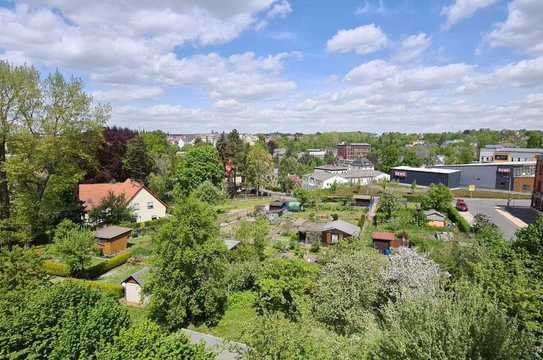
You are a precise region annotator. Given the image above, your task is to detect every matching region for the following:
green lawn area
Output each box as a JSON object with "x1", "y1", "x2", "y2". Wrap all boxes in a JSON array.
[
  {"x1": 192, "y1": 291, "x2": 257, "y2": 342},
  {"x1": 216, "y1": 197, "x2": 272, "y2": 212},
  {"x1": 451, "y1": 188, "x2": 531, "y2": 200}
]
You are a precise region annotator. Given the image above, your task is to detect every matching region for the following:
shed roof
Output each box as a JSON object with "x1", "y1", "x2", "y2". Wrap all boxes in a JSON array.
[
  {"x1": 353, "y1": 194, "x2": 372, "y2": 200},
  {"x1": 372, "y1": 231, "x2": 396, "y2": 241},
  {"x1": 181, "y1": 329, "x2": 247, "y2": 359},
  {"x1": 322, "y1": 220, "x2": 360, "y2": 237},
  {"x1": 297, "y1": 220, "x2": 323, "y2": 233},
  {"x1": 122, "y1": 267, "x2": 149, "y2": 286},
  {"x1": 223, "y1": 239, "x2": 240, "y2": 250},
  {"x1": 424, "y1": 209, "x2": 446, "y2": 221},
  {"x1": 95, "y1": 225, "x2": 132, "y2": 240}
]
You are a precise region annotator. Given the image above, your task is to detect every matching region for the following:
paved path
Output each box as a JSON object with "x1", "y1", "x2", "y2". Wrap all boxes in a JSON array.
[{"x1": 460, "y1": 198, "x2": 535, "y2": 240}]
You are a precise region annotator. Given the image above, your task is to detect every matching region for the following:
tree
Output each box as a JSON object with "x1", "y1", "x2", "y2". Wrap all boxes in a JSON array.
[
  {"x1": 421, "y1": 183, "x2": 453, "y2": 212},
  {"x1": 235, "y1": 217, "x2": 268, "y2": 261},
  {"x1": 5, "y1": 70, "x2": 107, "y2": 240},
  {"x1": 0, "y1": 282, "x2": 129, "y2": 359},
  {"x1": 226, "y1": 129, "x2": 247, "y2": 180},
  {"x1": 293, "y1": 188, "x2": 312, "y2": 207},
  {"x1": 380, "y1": 247, "x2": 442, "y2": 302},
  {"x1": 372, "y1": 285, "x2": 530, "y2": 360},
  {"x1": 245, "y1": 145, "x2": 273, "y2": 196},
  {"x1": 375, "y1": 191, "x2": 401, "y2": 224},
  {"x1": 514, "y1": 217, "x2": 543, "y2": 257},
  {"x1": 0, "y1": 62, "x2": 40, "y2": 221},
  {"x1": 175, "y1": 144, "x2": 223, "y2": 198},
  {"x1": 254, "y1": 258, "x2": 319, "y2": 320},
  {"x1": 148, "y1": 197, "x2": 228, "y2": 330},
  {"x1": 51, "y1": 219, "x2": 97, "y2": 275},
  {"x1": 84, "y1": 127, "x2": 137, "y2": 183},
  {"x1": 97, "y1": 320, "x2": 213, "y2": 360},
  {"x1": 527, "y1": 132, "x2": 543, "y2": 148},
  {"x1": 215, "y1": 131, "x2": 228, "y2": 166},
  {"x1": 312, "y1": 251, "x2": 385, "y2": 335},
  {"x1": 123, "y1": 134, "x2": 153, "y2": 183},
  {"x1": 191, "y1": 180, "x2": 226, "y2": 205},
  {"x1": 88, "y1": 191, "x2": 133, "y2": 225},
  {"x1": 0, "y1": 246, "x2": 46, "y2": 293}
]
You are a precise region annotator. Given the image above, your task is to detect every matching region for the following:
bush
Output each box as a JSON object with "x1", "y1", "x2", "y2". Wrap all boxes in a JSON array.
[
  {"x1": 446, "y1": 206, "x2": 471, "y2": 233},
  {"x1": 79, "y1": 251, "x2": 133, "y2": 279},
  {"x1": 42, "y1": 259, "x2": 70, "y2": 277},
  {"x1": 273, "y1": 238, "x2": 290, "y2": 252},
  {"x1": 66, "y1": 279, "x2": 124, "y2": 298}
]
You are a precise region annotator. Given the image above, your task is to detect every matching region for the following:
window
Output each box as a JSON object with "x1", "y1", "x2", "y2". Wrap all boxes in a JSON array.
[
  {"x1": 147, "y1": 201, "x2": 154, "y2": 209},
  {"x1": 152, "y1": 216, "x2": 158, "y2": 220},
  {"x1": 132, "y1": 203, "x2": 140, "y2": 210}
]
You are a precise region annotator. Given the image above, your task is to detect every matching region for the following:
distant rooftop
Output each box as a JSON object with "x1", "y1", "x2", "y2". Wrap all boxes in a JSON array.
[
  {"x1": 482, "y1": 145, "x2": 543, "y2": 153},
  {"x1": 392, "y1": 166, "x2": 461, "y2": 174},
  {"x1": 435, "y1": 161, "x2": 536, "y2": 167}
]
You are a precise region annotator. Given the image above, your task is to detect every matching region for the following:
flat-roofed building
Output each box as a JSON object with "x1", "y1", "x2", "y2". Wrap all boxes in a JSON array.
[
  {"x1": 479, "y1": 146, "x2": 543, "y2": 163},
  {"x1": 390, "y1": 166, "x2": 461, "y2": 188}
]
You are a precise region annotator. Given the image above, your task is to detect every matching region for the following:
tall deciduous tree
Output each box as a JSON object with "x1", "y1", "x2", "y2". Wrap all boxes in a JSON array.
[
  {"x1": 148, "y1": 197, "x2": 228, "y2": 330},
  {"x1": 4, "y1": 70, "x2": 107, "y2": 241},
  {"x1": 175, "y1": 144, "x2": 223, "y2": 197},
  {"x1": 246, "y1": 145, "x2": 273, "y2": 196}
]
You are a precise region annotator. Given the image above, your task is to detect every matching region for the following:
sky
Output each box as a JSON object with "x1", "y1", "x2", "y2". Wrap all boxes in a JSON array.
[{"x1": 0, "y1": 0, "x2": 542, "y2": 134}]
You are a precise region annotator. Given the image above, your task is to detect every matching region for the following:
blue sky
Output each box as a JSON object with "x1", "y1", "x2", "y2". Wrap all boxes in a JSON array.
[{"x1": 0, "y1": 0, "x2": 542, "y2": 133}]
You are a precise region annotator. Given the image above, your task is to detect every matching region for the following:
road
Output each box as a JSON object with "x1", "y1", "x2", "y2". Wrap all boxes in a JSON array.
[{"x1": 459, "y1": 198, "x2": 536, "y2": 240}]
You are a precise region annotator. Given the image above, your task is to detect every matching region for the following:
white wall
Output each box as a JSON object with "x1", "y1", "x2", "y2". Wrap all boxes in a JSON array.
[
  {"x1": 128, "y1": 189, "x2": 167, "y2": 222},
  {"x1": 124, "y1": 282, "x2": 142, "y2": 304},
  {"x1": 322, "y1": 176, "x2": 348, "y2": 188}
]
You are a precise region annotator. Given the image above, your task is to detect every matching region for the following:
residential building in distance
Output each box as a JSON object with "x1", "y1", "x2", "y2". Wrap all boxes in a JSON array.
[
  {"x1": 434, "y1": 161, "x2": 536, "y2": 193},
  {"x1": 303, "y1": 166, "x2": 388, "y2": 189},
  {"x1": 337, "y1": 157, "x2": 374, "y2": 170},
  {"x1": 273, "y1": 147, "x2": 287, "y2": 160},
  {"x1": 168, "y1": 133, "x2": 220, "y2": 148},
  {"x1": 306, "y1": 148, "x2": 327, "y2": 159},
  {"x1": 78, "y1": 179, "x2": 167, "y2": 223},
  {"x1": 479, "y1": 145, "x2": 543, "y2": 163},
  {"x1": 532, "y1": 155, "x2": 543, "y2": 212},
  {"x1": 337, "y1": 142, "x2": 371, "y2": 160},
  {"x1": 390, "y1": 166, "x2": 461, "y2": 188}
]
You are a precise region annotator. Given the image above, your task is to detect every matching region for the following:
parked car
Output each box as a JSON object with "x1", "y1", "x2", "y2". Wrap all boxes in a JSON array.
[{"x1": 456, "y1": 199, "x2": 468, "y2": 212}]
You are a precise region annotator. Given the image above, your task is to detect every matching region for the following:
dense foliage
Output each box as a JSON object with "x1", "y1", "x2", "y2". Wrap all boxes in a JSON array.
[
  {"x1": 175, "y1": 144, "x2": 224, "y2": 197},
  {"x1": 51, "y1": 219, "x2": 98, "y2": 275}
]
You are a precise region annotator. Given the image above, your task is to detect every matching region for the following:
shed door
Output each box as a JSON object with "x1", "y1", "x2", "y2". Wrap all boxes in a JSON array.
[{"x1": 125, "y1": 283, "x2": 142, "y2": 304}]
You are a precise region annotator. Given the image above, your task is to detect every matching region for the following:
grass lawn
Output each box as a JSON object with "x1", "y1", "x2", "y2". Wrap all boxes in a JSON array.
[
  {"x1": 192, "y1": 291, "x2": 257, "y2": 342},
  {"x1": 217, "y1": 197, "x2": 272, "y2": 212},
  {"x1": 452, "y1": 188, "x2": 531, "y2": 200}
]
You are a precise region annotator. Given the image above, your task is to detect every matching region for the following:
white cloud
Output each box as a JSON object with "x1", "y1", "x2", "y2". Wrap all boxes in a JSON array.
[
  {"x1": 326, "y1": 24, "x2": 388, "y2": 55},
  {"x1": 256, "y1": 0, "x2": 291, "y2": 30},
  {"x1": 487, "y1": 0, "x2": 543, "y2": 55},
  {"x1": 442, "y1": 0, "x2": 498, "y2": 28},
  {"x1": 92, "y1": 85, "x2": 164, "y2": 102},
  {"x1": 392, "y1": 33, "x2": 431, "y2": 63},
  {"x1": 345, "y1": 60, "x2": 398, "y2": 83}
]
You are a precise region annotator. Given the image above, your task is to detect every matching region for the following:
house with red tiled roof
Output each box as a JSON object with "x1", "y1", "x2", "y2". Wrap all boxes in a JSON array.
[{"x1": 78, "y1": 179, "x2": 167, "y2": 223}]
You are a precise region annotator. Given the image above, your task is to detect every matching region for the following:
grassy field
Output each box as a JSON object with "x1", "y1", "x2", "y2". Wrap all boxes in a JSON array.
[
  {"x1": 192, "y1": 291, "x2": 257, "y2": 342},
  {"x1": 451, "y1": 188, "x2": 531, "y2": 200},
  {"x1": 96, "y1": 262, "x2": 145, "y2": 285},
  {"x1": 216, "y1": 197, "x2": 272, "y2": 212}
]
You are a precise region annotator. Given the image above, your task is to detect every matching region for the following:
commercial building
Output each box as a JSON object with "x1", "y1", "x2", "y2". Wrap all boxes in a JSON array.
[
  {"x1": 337, "y1": 142, "x2": 371, "y2": 160},
  {"x1": 434, "y1": 161, "x2": 536, "y2": 193},
  {"x1": 532, "y1": 156, "x2": 543, "y2": 212},
  {"x1": 390, "y1": 166, "x2": 461, "y2": 188},
  {"x1": 303, "y1": 168, "x2": 388, "y2": 189},
  {"x1": 479, "y1": 145, "x2": 543, "y2": 163}
]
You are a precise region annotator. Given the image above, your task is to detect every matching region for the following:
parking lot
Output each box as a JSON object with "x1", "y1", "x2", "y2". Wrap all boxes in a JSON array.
[{"x1": 459, "y1": 198, "x2": 538, "y2": 240}]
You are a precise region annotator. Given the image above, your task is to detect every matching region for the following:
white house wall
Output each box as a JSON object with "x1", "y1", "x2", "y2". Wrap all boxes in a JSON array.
[{"x1": 129, "y1": 189, "x2": 167, "y2": 222}]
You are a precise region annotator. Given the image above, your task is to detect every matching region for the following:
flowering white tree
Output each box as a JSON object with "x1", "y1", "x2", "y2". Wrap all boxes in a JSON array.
[{"x1": 380, "y1": 247, "x2": 443, "y2": 301}]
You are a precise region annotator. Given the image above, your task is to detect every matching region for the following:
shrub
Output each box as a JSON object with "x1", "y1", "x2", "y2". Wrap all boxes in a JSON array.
[
  {"x1": 42, "y1": 259, "x2": 70, "y2": 277},
  {"x1": 79, "y1": 251, "x2": 133, "y2": 279},
  {"x1": 66, "y1": 279, "x2": 124, "y2": 298},
  {"x1": 446, "y1": 206, "x2": 471, "y2": 233}
]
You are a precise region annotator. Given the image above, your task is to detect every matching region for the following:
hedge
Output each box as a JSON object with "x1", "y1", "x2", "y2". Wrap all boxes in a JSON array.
[
  {"x1": 42, "y1": 260, "x2": 70, "y2": 277},
  {"x1": 65, "y1": 279, "x2": 124, "y2": 298},
  {"x1": 446, "y1": 206, "x2": 471, "y2": 233},
  {"x1": 79, "y1": 251, "x2": 134, "y2": 279}
]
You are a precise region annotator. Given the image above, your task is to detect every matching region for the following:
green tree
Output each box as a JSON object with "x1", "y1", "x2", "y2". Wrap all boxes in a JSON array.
[
  {"x1": 191, "y1": 180, "x2": 226, "y2": 205},
  {"x1": 123, "y1": 134, "x2": 153, "y2": 183},
  {"x1": 312, "y1": 251, "x2": 385, "y2": 335},
  {"x1": 246, "y1": 145, "x2": 273, "y2": 196},
  {"x1": 375, "y1": 191, "x2": 401, "y2": 224},
  {"x1": 175, "y1": 144, "x2": 223, "y2": 198},
  {"x1": 148, "y1": 197, "x2": 228, "y2": 330},
  {"x1": 527, "y1": 132, "x2": 543, "y2": 148},
  {"x1": 97, "y1": 320, "x2": 213, "y2": 360},
  {"x1": 421, "y1": 183, "x2": 453, "y2": 212},
  {"x1": 51, "y1": 219, "x2": 97, "y2": 275},
  {"x1": 235, "y1": 218, "x2": 268, "y2": 261},
  {"x1": 514, "y1": 217, "x2": 543, "y2": 257},
  {"x1": 0, "y1": 282, "x2": 129, "y2": 359},
  {"x1": 5, "y1": 70, "x2": 107, "y2": 241},
  {"x1": 0, "y1": 246, "x2": 46, "y2": 293},
  {"x1": 88, "y1": 191, "x2": 134, "y2": 225}
]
